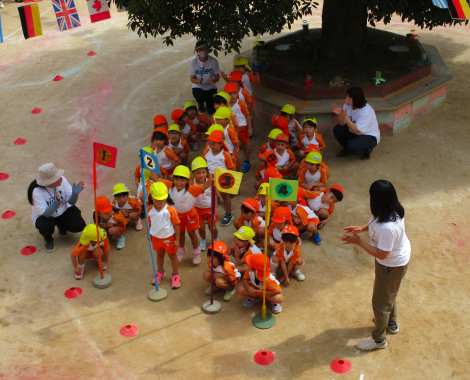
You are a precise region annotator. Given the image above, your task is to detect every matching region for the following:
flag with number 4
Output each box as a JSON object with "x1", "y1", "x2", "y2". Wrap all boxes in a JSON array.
[
  {"x1": 269, "y1": 178, "x2": 298, "y2": 201},
  {"x1": 140, "y1": 149, "x2": 161, "y2": 175}
]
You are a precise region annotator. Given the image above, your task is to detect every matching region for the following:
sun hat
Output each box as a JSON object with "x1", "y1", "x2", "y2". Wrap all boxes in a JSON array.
[
  {"x1": 234, "y1": 226, "x2": 255, "y2": 244},
  {"x1": 113, "y1": 183, "x2": 129, "y2": 195},
  {"x1": 233, "y1": 56, "x2": 251, "y2": 71},
  {"x1": 153, "y1": 114, "x2": 167, "y2": 125},
  {"x1": 268, "y1": 128, "x2": 284, "y2": 139},
  {"x1": 271, "y1": 207, "x2": 292, "y2": 224},
  {"x1": 171, "y1": 109, "x2": 185, "y2": 122},
  {"x1": 191, "y1": 157, "x2": 208, "y2": 171},
  {"x1": 224, "y1": 82, "x2": 239, "y2": 93},
  {"x1": 184, "y1": 101, "x2": 197, "y2": 110},
  {"x1": 246, "y1": 254, "x2": 271, "y2": 279},
  {"x1": 36, "y1": 163, "x2": 64, "y2": 186},
  {"x1": 304, "y1": 144, "x2": 320, "y2": 154},
  {"x1": 80, "y1": 224, "x2": 107, "y2": 245},
  {"x1": 96, "y1": 196, "x2": 113, "y2": 213},
  {"x1": 138, "y1": 147, "x2": 153, "y2": 156},
  {"x1": 214, "y1": 92, "x2": 231, "y2": 105},
  {"x1": 207, "y1": 130, "x2": 225, "y2": 143},
  {"x1": 173, "y1": 165, "x2": 190, "y2": 179},
  {"x1": 227, "y1": 71, "x2": 243, "y2": 81},
  {"x1": 242, "y1": 198, "x2": 260, "y2": 212},
  {"x1": 305, "y1": 152, "x2": 322, "y2": 164},
  {"x1": 275, "y1": 134, "x2": 289, "y2": 143},
  {"x1": 281, "y1": 225, "x2": 299, "y2": 236},
  {"x1": 209, "y1": 241, "x2": 228, "y2": 255},
  {"x1": 168, "y1": 124, "x2": 182, "y2": 133},
  {"x1": 149, "y1": 182, "x2": 169, "y2": 201},
  {"x1": 154, "y1": 127, "x2": 168, "y2": 136},
  {"x1": 205, "y1": 124, "x2": 225, "y2": 135},
  {"x1": 281, "y1": 104, "x2": 296, "y2": 114},
  {"x1": 213, "y1": 106, "x2": 232, "y2": 120}
]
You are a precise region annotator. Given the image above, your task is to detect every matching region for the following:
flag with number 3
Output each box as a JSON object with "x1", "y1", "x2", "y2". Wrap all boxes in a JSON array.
[{"x1": 140, "y1": 149, "x2": 161, "y2": 175}]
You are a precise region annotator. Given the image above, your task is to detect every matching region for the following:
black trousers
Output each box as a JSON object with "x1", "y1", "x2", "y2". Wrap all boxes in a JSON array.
[
  {"x1": 333, "y1": 124, "x2": 378, "y2": 155},
  {"x1": 35, "y1": 205, "x2": 86, "y2": 243},
  {"x1": 192, "y1": 88, "x2": 218, "y2": 115}
]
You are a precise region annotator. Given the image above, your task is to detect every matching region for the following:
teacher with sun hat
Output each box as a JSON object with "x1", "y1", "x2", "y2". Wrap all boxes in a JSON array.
[{"x1": 27, "y1": 163, "x2": 86, "y2": 253}]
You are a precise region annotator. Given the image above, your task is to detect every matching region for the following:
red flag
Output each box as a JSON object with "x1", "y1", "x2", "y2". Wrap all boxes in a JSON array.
[
  {"x1": 86, "y1": 0, "x2": 111, "y2": 23},
  {"x1": 93, "y1": 142, "x2": 117, "y2": 168}
]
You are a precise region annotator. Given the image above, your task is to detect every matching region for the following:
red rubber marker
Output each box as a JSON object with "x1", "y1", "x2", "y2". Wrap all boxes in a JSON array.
[
  {"x1": 14, "y1": 138, "x2": 27, "y2": 145},
  {"x1": 87, "y1": 51, "x2": 97, "y2": 56},
  {"x1": 330, "y1": 359, "x2": 351, "y2": 374},
  {"x1": 31, "y1": 108, "x2": 42, "y2": 114},
  {"x1": 0, "y1": 173, "x2": 9, "y2": 181},
  {"x1": 64, "y1": 287, "x2": 83, "y2": 299},
  {"x1": 21, "y1": 246, "x2": 37, "y2": 256},
  {"x1": 53, "y1": 75, "x2": 64, "y2": 81},
  {"x1": 120, "y1": 325, "x2": 139, "y2": 337},
  {"x1": 1, "y1": 210, "x2": 16, "y2": 219},
  {"x1": 254, "y1": 351, "x2": 275, "y2": 365}
]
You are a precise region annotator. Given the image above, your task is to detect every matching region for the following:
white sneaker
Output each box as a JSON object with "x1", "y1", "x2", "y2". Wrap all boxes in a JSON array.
[
  {"x1": 135, "y1": 219, "x2": 143, "y2": 231},
  {"x1": 199, "y1": 239, "x2": 207, "y2": 251},
  {"x1": 270, "y1": 301, "x2": 282, "y2": 314},
  {"x1": 176, "y1": 246, "x2": 186, "y2": 262},
  {"x1": 355, "y1": 338, "x2": 387, "y2": 351},
  {"x1": 0, "y1": 2, "x2": 4, "y2": 9},
  {"x1": 293, "y1": 270, "x2": 305, "y2": 282},
  {"x1": 243, "y1": 297, "x2": 261, "y2": 308}
]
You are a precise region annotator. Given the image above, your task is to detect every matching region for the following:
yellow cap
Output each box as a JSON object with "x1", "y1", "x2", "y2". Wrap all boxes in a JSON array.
[
  {"x1": 168, "y1": 124, "x2": 182, "y2": 133},
  {"x1": 113, "y1": 183, "x2": 129, "y2": 195},
  {"x1": 268, "y1": 128, "x2": 284, "y2": 139},
  {"x1": 234, "y1": 226, "x2": 255, "y2": 245},
  {"x1": 281, "y1": 104, "x2": 296, "y2": 114},
  {"x1": 184, "y1": 101, "x2": 196, "y2": 110},
  {"x1": 213, "y1": 106, "x2": 231, "y2": 120},
  {"x1": 214, "y1": 91, "x2": 231, "y2": 105},
  {"x1": 258, "y1": 183, "x2": 269, "y2": 195},
  {"x1": 191, "y1": 157, "x2": 208, "y2": 171},
  {"x1": 149, "y1": 182, "x2": 169, "y2": 200},
  {"x1": 304, "y1": 117, "x2": 317, "y2": 124},
  {"x1": 205, "y1": 124, "x2": 225, "y2": 135},
  {"x1": 173, "y1": 165, "x2": 190, "y2": 179},
  {"x1": 305, "y1": 151, "x2": 322, "y2": 164},
  {"x1": 233, "y1": 56, "x2": 251, "y2": 71},
  {"x1": 80, "y1": 224, "x2": 107, "y2": 245},
  {"x1": 138, "y1": 147, "x2": 153, "y2": 156}
]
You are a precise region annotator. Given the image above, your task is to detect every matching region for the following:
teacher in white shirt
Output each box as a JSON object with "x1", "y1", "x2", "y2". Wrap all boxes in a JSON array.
[
  {"x1": 189, "y1": 40, "x2": 220, "y2": 115},
  {"x1": 331, "y1": 87, "x2": 380, "y2": 160},
  {"x1": 341, "y1": 180, "x2": 411, "y2": 352}
]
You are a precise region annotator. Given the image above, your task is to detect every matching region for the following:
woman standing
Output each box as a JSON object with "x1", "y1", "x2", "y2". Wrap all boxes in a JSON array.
[
  {"x1": 331, "y1": 87, "x2": 380, "y2": 160},
  {"x1": 189, "y1": 40, "x2": 220, "y2": 114},
  {"x1": 28, "y1": 163, "x2": 86, "y2": 252},
  {"x1": 341, "y1": 180, "x2": 411, "y2": 351}
]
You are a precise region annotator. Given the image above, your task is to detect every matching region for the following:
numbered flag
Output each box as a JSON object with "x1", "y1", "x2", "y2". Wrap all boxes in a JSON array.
[
  {"x1": 93, "y1": 142, "x2": 118, "y2": 168},
  {"x1": 139, "y1": 149, "x2": 161, "y2": 175},
  {"x1": 214, "y1": 168, "x2": 243, "y2": 195},
  {"x1": 269, "y1": 178, "x2": 298, "y2": 202},
  {"x1": 86, "y1": 0, "x2": 111, "y2": 23}
]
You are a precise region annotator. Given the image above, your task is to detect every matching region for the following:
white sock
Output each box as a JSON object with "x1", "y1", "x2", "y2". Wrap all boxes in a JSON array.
[
  {"x1": 270, "y1": 258, "x2": 278, "y2": 275},
  {"x1": 78, "y1": 264, "x2": 85, "y2": 268}
]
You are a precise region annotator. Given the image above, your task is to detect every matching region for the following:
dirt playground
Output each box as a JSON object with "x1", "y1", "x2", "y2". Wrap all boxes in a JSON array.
[{"x1": 1, "y1": 1, "x2": 470, "y2": 379}]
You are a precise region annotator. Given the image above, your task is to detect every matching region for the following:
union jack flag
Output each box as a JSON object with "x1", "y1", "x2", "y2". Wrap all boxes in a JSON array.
[{"x1": 52, "y1": 0, "x2": 81, "y2": 31}]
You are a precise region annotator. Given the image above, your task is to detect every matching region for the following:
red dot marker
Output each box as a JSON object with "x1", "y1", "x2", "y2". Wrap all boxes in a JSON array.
[
  {"x1": 330, "y1": 359, "x2": 351, "y2": 374},
  {"x1": 87, "y1": 51, "x2": 97, "y2": 56},
  {"x1": 254, "y1": 351, "x2": 275, "y2": 365},
  {"x1": 120, "y1": 324, "x2": 139, "y2": 337},
  {"x1": 1, "y1": 210, "x2": 16, "y2": 219},
  {"x1": 64, "y1": 287, "x2": 83, "y2": 299},
  {"x1": 31, "y1": 108, "x2": 42, "y2": 114},
  {"x1": 0, "y1": 173, "x2": 9, "y2": 181},
  {"x1": 21, "y1": 246, "x2": 37, "y2": 256},
  {"x1": 14, "y1": 138, "x2": 27, "y2": 145},
  {"x1": 53, "y1": 75, "x2": 64, "y2": 81}
]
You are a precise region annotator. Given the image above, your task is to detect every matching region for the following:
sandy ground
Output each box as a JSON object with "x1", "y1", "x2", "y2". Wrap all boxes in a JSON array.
[{"x1": 1, "y1": 1, "x2": 470, "y2": 379}]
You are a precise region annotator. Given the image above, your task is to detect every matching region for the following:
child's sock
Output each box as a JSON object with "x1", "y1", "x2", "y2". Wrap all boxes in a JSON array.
[
  {"x1": 270, "y1": 258, "x2": 278, "y2": 275},
  {"x1": 78, "y1": 264, "x2": 85, "y2": 268}
]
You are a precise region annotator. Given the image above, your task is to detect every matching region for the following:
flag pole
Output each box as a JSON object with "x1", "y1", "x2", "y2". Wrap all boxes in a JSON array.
[{"x1": 93, "y1": 161, "x2": 104, "y2": 280}]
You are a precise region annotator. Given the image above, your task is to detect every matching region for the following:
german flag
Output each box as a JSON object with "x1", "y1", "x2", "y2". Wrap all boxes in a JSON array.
[
  {"x1": 18, "y1": 4, "x2": 42, "y2": 39},
  {"x1": 448, "y1": 0, "x2": 470, "y2": 19}
]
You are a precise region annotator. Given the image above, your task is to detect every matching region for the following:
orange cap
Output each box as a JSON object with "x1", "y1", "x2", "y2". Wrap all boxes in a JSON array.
[
  {"x1": 329, "y1": 185, "x2": 344, "y2": 195},
  {"x1": 171, "y1": 109, "x2": 185, "y2": 121},
  {"x1": 275, "y1": 133, "x2": 289, "y2": 143},
  {"x1": 224, "y1": 82, "x2": 239, "y2": 93},
  {"x1": 305, "y1": 144, "x2": 320, "y2": 154},
  {"x1": 246, "y1": 255, "x2": 271, "y2": 280},
  {"x1": 154, "y1": 127, "x2": 168, "y2": 136},
  {"x1": 208, "y1": 241, "x2": 228, "y2": 255},
  {"x1": 96, "y1": 195, "x2": 113, "y2": 213},
  {"x1": 259, "y1": 151, "x2": 278, "y2": 167},
  {"x1": 207, "y1": 130, "x2": 225, "y2": 143},
  {"x1": 242, "y1": 198, "x2": 260, "y2": 212},
  {"x1": 281, "y1": 225, "x2": 299, "y2": 236},
  {"x1": 263, "y1": 167, "x2": 283, "y2": 181},
  {"x1": 153, "y1": 114, "x2": 167, "y2": 126},
  {"x1": 228, "y1": 71, "x2": 243, "y2": 81},
  {"x1": 271, "y1": 115, "x2": 289, "y2": 134},
  {"x1": 271, "y1": 206, "x2": 292, "y2": 223}
]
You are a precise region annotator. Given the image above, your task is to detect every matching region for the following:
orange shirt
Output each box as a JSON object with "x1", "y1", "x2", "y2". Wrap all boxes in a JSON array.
[
  {"x1": 244, "y1": 270, "x2": 281, "y2": 294},
  {"x1": 207, "y1": 259, "x2": 240, "y2": 287},
  {"x1": 258, "y1": 142, "x2": 274, "y2": 155},
  {"x1": 112, "y1": 197, "x2": 142, "y2": 213},
  {"x1": 71, "y1": 238, "x2": 111, "y2": 257},
  {"x1": 197, "y1": 114, "x2": 211, "y2": 125},
  {"x1": 274, "y1": 242, "x2": 301, "y2": 264},
  {"x1": 298, "y1": 167, "x2": 328, "y2": 185},
  {"x1": 298, "y1": 133, "x2": 326, "y2": 150},
  {"x1": 236, "y1": 214, "x2": 265, "y2": 235},
  {"x1": 298, "y1": 160, "x2": 329, "y2": 176},
  {"x1": 202, "y1": 148, "x2": 235, "y2": 172}
]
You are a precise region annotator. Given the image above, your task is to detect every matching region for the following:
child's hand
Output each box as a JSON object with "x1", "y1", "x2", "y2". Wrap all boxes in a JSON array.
[
  {"x1": 285, "y1": 277, "x2": 290, "y2": 286},
  {"x1": 279, "y1": 276, "x2": 286, "y2": 284},
  {"x1": 220, "y1": 71, "x2": 227, "y2": 80},
  {"x1": 210, "y1": 79, "x2": 215, "y2": 87},
  {"x1": 248, "y1": 128, "x2": 253, "y2": 137},
  {"x1": 292, "y1": 216, "x2": 301, "y2": 225},
  {"x1": 74, "y1": 267, "x2": 82, "y2": 275},
  {"x1": 248, "y1": 286, "x2": 258, "y2": 297},
  {"x1": 199, "y1": 78, "x2": 204, "y2": 84},
  {"x1": 173, "y1": 239, "x2": 180, "y2": 249},
  {"x1": 122, "y1": 210, "x2": 129, "y2": 218}
]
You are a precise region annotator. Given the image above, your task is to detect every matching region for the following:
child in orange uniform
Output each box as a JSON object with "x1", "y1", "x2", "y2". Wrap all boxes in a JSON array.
[
  {"x1": 212, "y1": 92, "x2": 239, "y2": 130},
  {"x1": 153, "y1": 114, "x2": 168, "y2": 130},
  {"x1": 267, "y1": 207, "x2": 292, "y2": 251},
  {"x1": 274, "y1": 133, "x2": 298, "y2": 178},
  {"x1": 298, "y1": 152, "x2": 328, "y2": 191},
  {"x1": 228, "y1": 226, "x2": 262, "y2": 273},
  {"x1": 231, "y1": 56, "x2": 260, "y2": 99},
  {"x1": 184, "y1": 101, "x2": 211, "y2": 138},
  {"x1": 203, "y1": 241, "x2": 240, "y2": 302},
  {"x1": 270, "y1": 226, "x2": 305, "y2": 284},
  {"x1": 94, "y1": 196, "x2": 127, "y2": 250},
  {"x1": 152, "y1": 127, "x2": 181, "y2": 177},
  {"x1": 147, "y1": 182, "x2": 181, "y2": 289},
  {"x1": 255, "y1": 183, "x2": 279, "y2": 221},
  {"x1": 298, "y1": 118, "x2": 326, "y2": 158},
  {"x1": 271, "y1": 115, "x2": 290, "y2": 136},
  {"x1": 234, "y1": 198, "x2": 266, "y2": 243},
  {"x1": 168, "y1": 124, "x2": 190, "y2": 165},
  {"x1": 171, "y1": 109, "x2": 198, "y2": 150},
  {"x1": 296, "y1": 145, "x2": 329, "y2": 180},
  {"x1": 236, "y1": 254, "x2": 283, "y2": 314},
  {"x1": 306, "y1": 185, "x2": 344, "y2": 231},
  {"x1": 135, "y1": 148, "x2": 168, "y2": 189},
  {"x1": 71, "y1": 224, "x2": 111, "y2": 279},
  {"x1": 112, "y1": 183, "x2": 142, "y2": 231},
  {"x1": 213, "y1": 106, "x2": 239, "y2": 169},
  {"x1": 258, "y1": 128, "x2": 283, "y2": 155},
  {"x1": 225, "y1": 71, "x2": 253, "y2": 113},
  {"x1": 280, "y1": 104, "x2": 302, "y2": 148},
  {"x1": 254, "y1": 151, "x2": 278, "y2": 190}
]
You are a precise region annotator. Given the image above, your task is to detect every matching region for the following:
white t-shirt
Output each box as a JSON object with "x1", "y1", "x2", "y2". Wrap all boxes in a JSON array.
[
  {"x1": 31, "y1": 176, "x2": 72, "y2": 225},
  {"x1": 369, "y1": 216, "x2": 411, "y2": 267},
  {"x1": 342, "y1": 103, "x2": 381, "y2": 144},
  {"x1": 189, "y1": 56, "x2": 221, "y2": 91}
]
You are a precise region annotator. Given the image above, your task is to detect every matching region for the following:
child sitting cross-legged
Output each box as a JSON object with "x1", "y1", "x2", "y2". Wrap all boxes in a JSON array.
[
  {"x1": 267, "y1": 207, "x2": 292, "y2": 251},
  {"x1": 228, "y1": 226, "x2": 262, "y2": 273},
  {"x1": 298, "y1": 152, "x2": 328, "y2": 191},
  {"x1": 234, "y1": 198, "x2": 265, "y2": 245},
  {"x1": 112, "y1": 183, "x2": 142, "y2": 231},
  {"x1": 94, "y1": 196, "x2": 127, "y2": 250}
]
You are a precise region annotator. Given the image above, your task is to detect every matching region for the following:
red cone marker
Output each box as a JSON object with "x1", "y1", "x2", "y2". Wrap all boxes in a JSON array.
[
  {"x1": 64, "y1": 287, "x2": 83, "y2": 299},
  {"x1": 14, "y1": 138, "x2": 27, "y2": 145},
  {"x1": 31, "y1": 108, "x2": 42, "y2": 114},
  {"x1": 21, "y1": 246, "x2": 37, "y2": 255},
  {"x1": 330, "y1": 359, "x2": 351, "y2": 374},
  {"x1": 87, "y1": 51, "x2": 97, "y2": 56},
  {"x1": 254, "y1": 351, "x2": 275, "y2": 365},
  {"x1": 53, "y1": 75, "x2": 64, "y2": 81},
  {"x1": 0, "y1": 173, "x2": 9, "y2": 181},
  {"x1": 2, "y1": 210, "x2": 16, "y2": 219},
  {"x1": 120, "y1": 325, "x2": 139, "y2": 337}
]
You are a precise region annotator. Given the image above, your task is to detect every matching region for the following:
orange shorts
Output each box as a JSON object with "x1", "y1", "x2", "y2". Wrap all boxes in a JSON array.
[
  {"x1": 195, "y1": 207, "x2": 219, "y2": 225},
  {"x1": 279, "y1": 169, "x2": 292, "y2": 177},
  {"x1": 84, "y1": 245, "x2": 110, "y2": 260},
  {"x1": 239, "y1": 126, "x2": 250, "y2": 144},
  {"x1": 308, "y1": 217, "x2": 320, "y2": 225},
  {"x1": 151, "y1": 235, "x2": 177, "y2": 254},
  {"x1": 178, "y1": 208, "x2": 200, "y2": 232}
]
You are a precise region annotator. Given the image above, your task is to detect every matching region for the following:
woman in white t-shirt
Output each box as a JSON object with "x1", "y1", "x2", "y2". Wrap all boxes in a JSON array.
[
  {"x1": 27, "y1": 163, "x2": 86, "y2": 253},
  {"x1": 189, "y1": 40, "x2": 221, "y2": 115},
  {"x1": 331, "y1": 87, "x2": 380, "y2": 160},
  {"x1": 341, "y1": 180, "x2": 410, "y2": 352}
]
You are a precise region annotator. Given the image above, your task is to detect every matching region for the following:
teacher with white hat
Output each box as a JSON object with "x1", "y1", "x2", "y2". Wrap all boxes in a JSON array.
[{"x1": 27, "y1": 163, "x2": 86, "y2": 252}]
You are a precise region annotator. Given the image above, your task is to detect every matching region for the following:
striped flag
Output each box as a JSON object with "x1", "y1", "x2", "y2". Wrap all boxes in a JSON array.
[
  {"x1": 18, "y1": 4, "x2": 43, "y2": 39},
  {"x1": 432, "y1": 0, "x2": 448, "y2": 8},
  {"x1": 448, "y1": 0, "x2": 470, "y2": 19},
  {"x1": 86, "y1": 0, "x2": 111, "y2": 23}
]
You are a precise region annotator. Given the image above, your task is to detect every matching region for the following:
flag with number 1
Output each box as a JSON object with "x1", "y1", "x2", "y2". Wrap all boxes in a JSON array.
[{"x1": 93, "y1": 142, "x2": 118, "y2": 168}]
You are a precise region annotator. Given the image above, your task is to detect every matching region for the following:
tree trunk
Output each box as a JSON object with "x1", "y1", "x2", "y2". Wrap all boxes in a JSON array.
[{"x1": 320, "y1": 0, "x2": 368, "y2": 62}]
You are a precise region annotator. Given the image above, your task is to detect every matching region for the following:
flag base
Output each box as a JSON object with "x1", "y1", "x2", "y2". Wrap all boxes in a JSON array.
[
  {"x1": 93, "y1": 273, "x2": 113, "y2": 289},
  {"x1": 148, "y1": 289, "x2": 168, "y2": 302},
  {"x1": 252, "y1": 313, "x2": 276, "y2": 329},
  {"x1": 202, "y1": 300, "x2": 221, "y2": 314}
]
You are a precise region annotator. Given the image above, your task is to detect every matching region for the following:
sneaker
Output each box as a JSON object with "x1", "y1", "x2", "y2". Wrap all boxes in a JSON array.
[
  {"x1": 102, "y1": 263, "x2": 107, "y2": 271},
  {"x1": 221, "y1": 213, "x2": 234, "y2": 227},
  {"x1": 336, "y1": 149, "x2": 350, "y2": 158},
  {"x1": 58, "y1": 229, "x2": 68, "y2": 237},
  {"x1": 171, "y1": 274, "x2": 181, "y2": 289},
  {"x1": 75, "y1": 267, "x2": 85, "y2": 280},
  {"x1": 293, "y1": 270, "x2": 305, "y2": 282},
  {"x1": 176, "y1": 246, "x2": 186, "y2": 262},
  {"x1": 361, "y1": 149, "x2": 372, "y2": 160},
  {"x1": 205, "y1": 285, "x2": 220, "y2": 296},
  {"x1": 223, "y1": 288, "x2": 236, "y2": 302},
  {"x1": 387, "y1": 322, "x2": 399, "y2": 334},
  {"x1": 199, "y1": 239, "x2": 207, "y2": 251},
  {"x1": 193, "y1": 247, "x2": 201, "y2": 264},
  {"x1": 355, "y1": 338, "x2": 387, "y2": 351},
  {"x1": 116, "y1": 236, "x2": 125, "y2": 250},
  {"x1": 152, "y1": 270, "x2": 165, "y2": 285},
  {"x1": 270, "y1": 301, "x2": 282, "y2": 314},
  {"x1": 190, "y1": 143, "x2": 198, "y2": 152},
  {"x1": 313, "y1": 233, "x2": 322, "y2": 245},
  {"x1": 135, "y1": 219, "x2": 143, "y2": 231},
  {"x1": 241, "y1": 161, "x2": 251, "y2": 173},
  {"x1": 44, "y1": 239, "x2": 55, "y2": 253},
  {"x1": 197, "y1": 102, "x2": 206, "y2": 113},
  {"x1": 0, "y1": 2, "x2": 4, "y2": 9},
  {"x1": 243, "y1": 297, "x2": 261, "y2": 308}
]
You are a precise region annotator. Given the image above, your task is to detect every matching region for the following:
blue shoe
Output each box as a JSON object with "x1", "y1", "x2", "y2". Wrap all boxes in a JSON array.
[
  {"x1": 221, "y1": 213, "x2": 234, "y2": 227},
  {"x1": 241, "y1": 161, "x2": 251, "y2": 173},
  {"x1": 116, "y1": 236, "x2": 126, "y2": 250},
  {"x1": 313, "y1": 233, "x2": 322, "y2": 245}
]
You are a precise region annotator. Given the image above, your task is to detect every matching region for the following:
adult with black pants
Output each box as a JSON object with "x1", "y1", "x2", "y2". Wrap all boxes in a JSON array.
[
  {"x1": 341, "y1": 180, "x2": 411, "y2": 351},
  {"x1": 28, "y1": 163, "x2": 86, "y2": 252},
  {"x1": 331, "y1": 87, "x2": 380, "y2": 160},
  {"x1": 189, "y1": 40, "x2": 220, "y2": 114}
]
